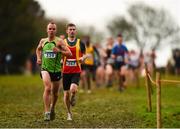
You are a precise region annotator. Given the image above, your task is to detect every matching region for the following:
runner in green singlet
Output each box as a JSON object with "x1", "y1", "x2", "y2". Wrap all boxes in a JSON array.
[{"x1": 36, "y1": 22, "x2": 72, "y2": 121}]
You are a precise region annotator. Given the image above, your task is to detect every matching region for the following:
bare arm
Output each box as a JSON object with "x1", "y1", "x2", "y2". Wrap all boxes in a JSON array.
[
  {"x1": 78, "y1": 54, "x2": 92, "y2": 64},
  {"x1": 111, "y1": 54, "x2": 116, "y2": 59},
  {"x1": 54, "y1": 39, "x2": 72, "y2": 57},
  {"x1": 36, "y1": 39, "x2": 43, "y2": 65},
  {"x1": 124, "y1": 52, "x2": 129, "y2": 64}
]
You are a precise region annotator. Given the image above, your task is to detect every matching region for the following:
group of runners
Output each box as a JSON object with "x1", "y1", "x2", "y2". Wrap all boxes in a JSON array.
[
  {"x1": 36, "y1": 22, "x2": 89, "y2": 121},
  {"x1": 36, "y1": 21, "x2": 156, "y2": 121}
]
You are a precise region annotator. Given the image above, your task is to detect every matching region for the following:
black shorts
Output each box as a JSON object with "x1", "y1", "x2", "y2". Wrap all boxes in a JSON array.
[
  {"x1": 81, "y1": 64, "x2": 95, "y2": 72},
  {"x1": 40, "y1": 71, "x2": 61, "y2": 81},
  {"x1": 114, "y1": 62, "x2": 125, "y2": 70},
  {"x1": 128, "y1": 64, "x2": 140, "y2": 70},
  {"x1": 62, "y1": 73, "x2": 80, "y2": 91}
]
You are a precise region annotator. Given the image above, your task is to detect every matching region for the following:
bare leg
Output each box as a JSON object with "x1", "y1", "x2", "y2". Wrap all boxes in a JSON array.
[
  {"x1": 70, "y1": 83, "x2": 78, "y2": 105},
  {"x1": 105, "y1": 64, "x2": 113, "y2": 87},
  {"x1": 86, "y1": 70, "x2": 91, "y2": 91},
  {"x1": 96, "y1": 66, "x2": 105, "y2": 87},
  {"x1": 119, "y1": 67, "x2": 125, "y2": 92},
  {"x1": 41, "y1": 71, "x2": 52, "y2": 112},
  {"x1": 51, "y1": 81, "x2": 60, "y2": 110},
  {"x1": 80, "y1": 71, "x2": 86, "y2": 91},
  {"x1": 64, "y1": 91, "x2": 71, "y2": 113}
]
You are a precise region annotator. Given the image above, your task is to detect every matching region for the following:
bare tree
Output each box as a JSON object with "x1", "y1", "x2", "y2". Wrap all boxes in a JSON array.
[
  {"x1": 107, "y1": 16, "x2": 135, "y2": 41},
  {"x1": 107, "y1": 3, "x2": 180, "y2": 51}
]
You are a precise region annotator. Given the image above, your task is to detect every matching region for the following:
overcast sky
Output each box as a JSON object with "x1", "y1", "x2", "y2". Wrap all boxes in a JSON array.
[
  {"x1": 36, "y1": 0, "x2": 180, "y2": 32},
  {"x1": 36, "y1": 0, "x2": 180, "y2": 67}
]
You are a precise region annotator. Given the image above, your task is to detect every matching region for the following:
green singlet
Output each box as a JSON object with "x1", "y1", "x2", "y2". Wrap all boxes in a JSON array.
[{"x1": 41, "y1": 37, "x2": 62, "y2": 73}]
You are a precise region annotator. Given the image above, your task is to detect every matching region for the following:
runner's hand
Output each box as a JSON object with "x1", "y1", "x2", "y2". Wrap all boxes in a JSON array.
[
  {"x1": 79, "y1": 57, "x2": 84, "y2": 63},
  {"x1": 53, "y1": 47, "x2": 60, "y2": 53},
  {"x1": 37, "y1": 58, "x2": 42, "y2": 65}
]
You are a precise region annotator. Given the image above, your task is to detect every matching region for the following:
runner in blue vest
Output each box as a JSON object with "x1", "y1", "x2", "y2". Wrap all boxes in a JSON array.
[{"x1": 111, "y1": 33, "x2": 128, "y2": 92}]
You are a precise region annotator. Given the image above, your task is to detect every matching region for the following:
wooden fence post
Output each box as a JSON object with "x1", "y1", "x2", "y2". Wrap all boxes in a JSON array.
[
  {"x1": 145, "y1": 64, "x2": 152, "y2": 112},
  {"x1": 156, "y1": 72, "x2": 162, "y2": 128}
]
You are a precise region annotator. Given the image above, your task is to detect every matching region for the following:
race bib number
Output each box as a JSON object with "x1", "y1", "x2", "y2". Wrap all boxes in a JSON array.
[
  {"x1": 116, "y1": 55, "x2": 123, "y2": 62},
  {"x1": 66, "y1": 59, "x2": 77, "y2": 66},
  {"x1": 44, "y1": 51, "x2": 56, "y2": 58}
]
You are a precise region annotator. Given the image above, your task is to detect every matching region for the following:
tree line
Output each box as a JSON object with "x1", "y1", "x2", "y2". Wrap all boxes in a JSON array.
[{"x1": 0, "y1": 1, "x2": 179, "y2": 74}]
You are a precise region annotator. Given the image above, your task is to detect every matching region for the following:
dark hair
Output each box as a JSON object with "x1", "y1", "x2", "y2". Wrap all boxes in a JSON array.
[
  {"x1": 66, "y1": 23, "x2": 76, "y2": 29},
  {"x1": 117, "y1": 33, "x2": 123, "y2": 37}
]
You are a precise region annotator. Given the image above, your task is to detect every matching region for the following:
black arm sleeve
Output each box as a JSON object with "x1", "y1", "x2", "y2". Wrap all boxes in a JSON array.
[
  {"x1": 93, "y1": 46, "x2": 100, "y2": 58},
  {"x1": 80, "y1": 41, "x2": 86, "y2": 54}
]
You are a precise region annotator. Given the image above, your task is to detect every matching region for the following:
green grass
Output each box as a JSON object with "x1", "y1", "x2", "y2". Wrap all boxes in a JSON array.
[{"x1": 0, "y1": 74, "x2": 179, "y2": 128}]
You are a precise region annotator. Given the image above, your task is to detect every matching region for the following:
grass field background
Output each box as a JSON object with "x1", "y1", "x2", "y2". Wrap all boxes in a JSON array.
[{"x1": 0, "y1": 74, "x2": 179, "y2": 128}]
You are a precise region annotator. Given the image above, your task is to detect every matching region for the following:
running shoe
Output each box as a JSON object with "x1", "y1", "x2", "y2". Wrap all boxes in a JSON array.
[
  {"x1": 67, "y1": 113, "x2": 72, "y2": 121},
  {"x1": 44, "y1": 112, "x2": 50, "y2": 121},
  {"x1": 50, "y1": 108, "x2": 55, "y2": 120}
]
